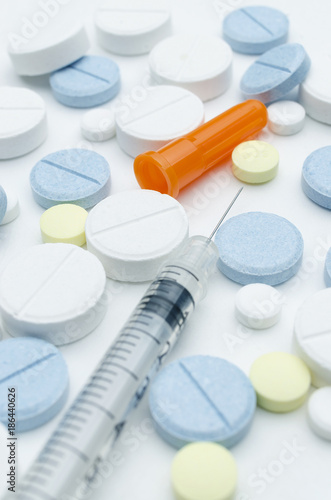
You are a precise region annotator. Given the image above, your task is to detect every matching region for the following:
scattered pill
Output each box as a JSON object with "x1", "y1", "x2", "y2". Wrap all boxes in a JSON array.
[
  {"x1": 0, "y1": 187, "x2": 7, "y2": 225},
  {"x1": 235, "y1": 283, "x2": 282, "y2": 330},
  {"x1": 149, "y1": 356, "x2": 256, "y2": 449},
  {"x1": 294, "y1": 288, "x2": 331, "y2": 387},
  {"x1": 171, "y1": 442, "x2": 237, "y2": 500},
  {"x1": 8, "y1": 20, "x2": 89, "y2": 76},
  {"x1": 149, "y1": 34, "x2": 233, "y2": 101},
  {"x1": 95, "y1": 0, "x2": 172, "y2": 56},
  {"x1": 115, "y1": 86, "x2": 204, "y2": 157},
  {"x1": 324, "y1": 248, "x2": 331, "y2": 287},
  {"x1": 299, "y1": 53, "x2": 331, "y2": 125},
  {"x1": 0, "y1": 87, "x2": 47, "y2": 160},
  {"x1": 30, "y1": 149, "x2": 111, "y2": 209},
  {"x1": 0, "y1": 188, "x2": 20, "y2": 225},
  {"x1": 0, "y1": 244, "x2": 107, "y2": 346},
  {"x1": 81, "y1": 108, "x2": 116, "y2": 142},
  {"x1": 232, "y1": 140, "x2": 279, "y2": 184},
  {"x1": 241, "y1": 43, "x2": 311, "y2": 104},
  {"x1": 302, "y1": 146, "x2": 331, "y2": 210},
  {"x1": 50, "y1": 55, "x2": 120, "y2": 108},
  {"x1": 250, "y1": 352, "x2": 311, "y2": 412},
  {"x1": 40, "y1": 204, "x2": 88, "y2": 246},
  {"x1": 268, "y1": 100, "x2": 305, "y2": 135},
  {"x1": 308, "y1": 387, "x2": 331, "y2": 441},
  {"x1": 86, "y1": 190, "x2": 189, "y2": 282},
  {"x1": 0, "y1": 337, "x2": 69, "y2": 431},
  {"x1": 215, "y1": 212, "x2": 303, "y2": 286},
  {"x1": 223, "y1": 6, "x2": 289, "y2": 55}
]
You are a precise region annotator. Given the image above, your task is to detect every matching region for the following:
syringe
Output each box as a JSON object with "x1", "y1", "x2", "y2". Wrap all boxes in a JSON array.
[{"x1": 4, "y1": 188, "x2": 243, "y2": 500}]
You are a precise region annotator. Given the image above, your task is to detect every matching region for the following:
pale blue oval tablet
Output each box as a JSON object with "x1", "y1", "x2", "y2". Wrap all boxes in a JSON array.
[
  {"x1": 223, "y1": 6, "x2": 289, "y2": 54},
  {"x1": 30, "y1": 149, "x2": 111, "y2": 209},
  {"x1": 149, "y1": 356, "x2": 256, "y2": 449},
  {"x1": 50, "y1": 55, "x2": 121, "y2": 108},
  {"x1": 240, "y1": 43, "x2": 310, "y2": 103},
  {"x1": 0, "y1": 186, "x2": 7, "y2": 224},
  {"x1": 0, "y1": 337, "x2": 69, "y2": 432},
  {"x1": 302, "y1": 146, "x2": 331, "y2": 210},
  {"x1": 325, "y1": 248, "x2": 331, "y2": 287},
  {"x1": 215, "y1": 212, "x2": 304, "y2": 285}
]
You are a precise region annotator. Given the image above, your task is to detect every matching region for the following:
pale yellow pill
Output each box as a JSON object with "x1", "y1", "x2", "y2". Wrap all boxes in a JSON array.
[
  {"x1": 171, "y1": 442, "x2": 237, "y2": 500},
  {"x1": 232, "y1": 140, "x2": 279, "y2": 184},
  {"x1": 40, "y1": 204, "x2": 88, "y2": 246},
  {"x1": 250, "y1": 352, "x2": 311, "y2": 413}
]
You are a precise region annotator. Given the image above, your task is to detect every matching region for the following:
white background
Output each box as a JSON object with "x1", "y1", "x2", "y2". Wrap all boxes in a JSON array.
[{"x1": 0, "y1": 0, "x2": 331, "y2": 499}]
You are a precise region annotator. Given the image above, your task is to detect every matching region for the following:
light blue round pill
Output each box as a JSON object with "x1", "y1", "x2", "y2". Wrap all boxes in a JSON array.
[
  {"x1": 30, "y1": 149, "x2": 111, "y2": 209},
  {"x1": 50, "y1": 55, "x2": 121, "y2": 108},
  {"x1": 302, "y1": 146, "x2": 331, "y2": 210},
  {"x1": 215, "y1": 212, "x2": 304, "y2": 286},
  {"x1": 240, "y1": 43, "x2": 311, "y2": 104},
  {"x1": 0, "y1": 186, "x2": 7, "y2": 224},
  {"x1": 0, "y1": 337, "x2": 69, "y2": 432},
  {"x1": 149, "y1": 356, "x2": 256, "y2": 449},
  {"x1": 223, "y1": 6, "x2": 289, "y2": 55},
  {"x1": 324, "y1": 248, "x2": 331, "y2": 287}
]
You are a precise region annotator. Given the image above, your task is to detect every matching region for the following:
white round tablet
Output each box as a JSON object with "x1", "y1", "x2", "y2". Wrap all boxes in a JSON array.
[
  {"x1": 149, "y1": 34, "x2": 233, "y2": 101},
  {"x1": 268, "y1": 100, "x2": 305, "y2": 136},
  {"x1": 95, "y1": 0, "x2": 172, "y2": 56},
  {"x1": 0, "y1": 87, "x2": 47, "y2": 160},
  {"x1": 294, "y1": 288, "x2": 331, "y2": 387},
  {"x1": 81, "y1": 108, "x2": 116, "y2": 142},
  {"x1": 308, "y1": 387, "x2": 331, "y2": 441},
  {"x1": 235, "y1": 283, "x2": 282, "y2": 330},
  {"x1": 8, "y1": 19, "x2": 89, "y2": 76},
  {"x1": 85, "y1": 190, "x2": 189, "y2": 282},
  {"x1": 0, "y1": 244, "x2": 107, "y2": 346},
  {"x1": 0, "y1": 188, "x2": 20, "y2": 225},
  {"x1": 299, "y1": 53, "x2": 331, "y2": 125},
  {"x1": 115, "y1": 86, "x2": 204, "y2": 157}
]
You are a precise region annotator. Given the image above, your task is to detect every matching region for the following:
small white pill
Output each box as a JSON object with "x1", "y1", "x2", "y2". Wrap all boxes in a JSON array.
[
  {"x1": 149, "y1": 34, "x2": 233, "y2": 101},
  {"x1": 0, "y1": 244, "x2": 107, "y2": 346},
  {"x1": 115, "y1": 86, "x2": 204, "y2": 157},
  {"x1": 95, "y1": 0, "x2": 172, "y2": 56},
  {"x1": 8, "y1": 19, "x2": 89, "y2": 76},
  {"x1": 235, "y1": 283, "x2": 282, "y2": 330},
  {"x1": 81, "y1": 108, "x2": 116, "y2": 142},
  {"x1": 86, "y1": 190, "x2": 189, "y2": 282},
  {"x1": 268, "y1": 100, "x2": 305, "y2": 135},
  {"x1": 308, "y1": 387, "x2": 331, "y2": 441},
  {"x1": 300, "y1": 53, "x2": 331, "y2": 125},
  {"x1": 0, "y1": 87, "x2": 47, "y2": 160},
  {"x1": 0, "y1": 188, "x2": 20, "y2": 225},
  {"x1": 294, "y1": 288, "x2": 331, "y2": 387}
]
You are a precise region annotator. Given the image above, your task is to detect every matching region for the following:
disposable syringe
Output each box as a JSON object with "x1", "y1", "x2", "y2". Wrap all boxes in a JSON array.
[{"x1": 4, "y1": 188, "x2": 243, "y2": 500}]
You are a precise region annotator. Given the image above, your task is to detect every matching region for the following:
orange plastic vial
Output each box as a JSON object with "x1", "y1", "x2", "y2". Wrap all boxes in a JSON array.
[{"x1": 134, "y1": 99, "x2": 267, "y2": 197}]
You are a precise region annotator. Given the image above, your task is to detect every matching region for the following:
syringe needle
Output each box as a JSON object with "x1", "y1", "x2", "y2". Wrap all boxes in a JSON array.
[{"x1": 208, "y1": 187, "x2": 244, "y2": 241}]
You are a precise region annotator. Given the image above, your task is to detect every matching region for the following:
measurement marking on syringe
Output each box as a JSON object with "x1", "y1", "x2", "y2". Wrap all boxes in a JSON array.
[
  {"x1": 78, "y1": 399, "x2": 115, "y2": 420},
  {"x1": 121, "y1": 332, "x2": 140, "y2": 341},
  {"x1": 81, "y1": 390, "x2": 103, "y2": 399},
  {"x1": 124, "y1": 327, "x2": 160, "y2": 344},
  {"x1": 72, "y1": 405, "x2": 92, "y2": 415},
  {"x1": 41, "y1": 448, "x2": 64, "y2": 459},
  {"x1": 166, "y1": 265, "x2": 200, "y2": 281},
  {"x1": 53, "y1": 430, "x2": 78, "y2": 441},
  {"x1": 23, "y1": 485, "x2": 56, "y2": 500},
  {"x1": 108, "y1": 353, "x2": 127, "y2": 362},
  {"x1": 41, "y1": 457, "x2": 60, "y2": 467},
  {"x1": 88, "y1": 382, "x2": 108, "y2": 391},
  {"x1": 48, "y1": 439, "x2": 89, "y2": 462},
  {"x1": 103, "y1": 361, "x2": 139, "y2": 380},
  {"x1": 113, "y1": 346, "x2": 132, "y2": 354},
  {"x1": 25, "y1": 475, "x2": 47, "y2": 486},
  {"x1": 116, "y1": 339, "x2": 136, "y2": 348},
  {"x1": 64, "y1": 413, "x2": 88, "y2": 424}
]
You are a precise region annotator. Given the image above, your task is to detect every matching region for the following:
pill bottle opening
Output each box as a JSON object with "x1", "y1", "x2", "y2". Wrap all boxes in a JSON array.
[{"x1": 134, "y1": 154, "x2": 174, "y2": 196}]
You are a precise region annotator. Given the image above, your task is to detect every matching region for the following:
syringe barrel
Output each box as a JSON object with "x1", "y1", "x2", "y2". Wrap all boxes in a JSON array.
[{"x1": 134, "y1": 99, "x2": 267, "y2": 197}]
